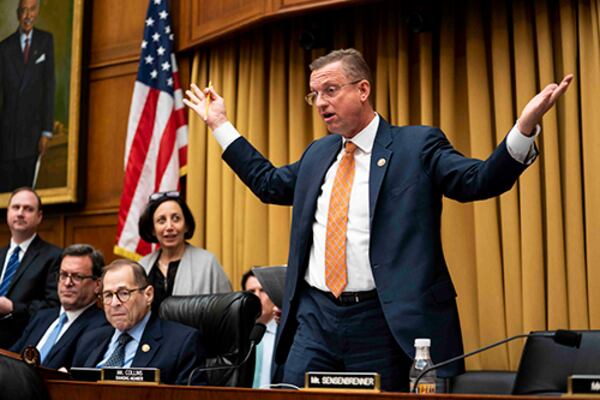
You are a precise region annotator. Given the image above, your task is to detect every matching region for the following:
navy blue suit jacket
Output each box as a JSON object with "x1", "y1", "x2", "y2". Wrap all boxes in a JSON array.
[
  {"x1": 10, "y1": 305, "x2": 107, "y2": 369},
  {"x1": 222, "y1": 117, "x2": 529, "y2": 377},
  {"x1": 72, "y1": 315, "x2": 205, "y2": 385},
  {"x1": 0, "y1": 235, "x2": 61, "y2": 348}
]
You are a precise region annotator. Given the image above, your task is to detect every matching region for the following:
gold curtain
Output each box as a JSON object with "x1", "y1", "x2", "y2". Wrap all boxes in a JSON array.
[{"x1": 186, "y1": 0, "x2": 600, "y2": 370}]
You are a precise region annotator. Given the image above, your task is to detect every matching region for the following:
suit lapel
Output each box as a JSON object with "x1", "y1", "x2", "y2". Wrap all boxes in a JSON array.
[
  {"x1": 8, "y1": 31, "x2": 25, "y2": 82},
  {"x1": 7, "y1": 235, "x2": 42, "y2": 294},
  {"x1": 0, "y1": 246, "x2": 8, "y2": 270},
  {"x1": 46, "y1": 307, "x2": 95, "y2": 363},
  {"x1": 299, "y1": 136, "x2": 342, "y2": 234},
  {"x1": 85, "y1": 333, "x2": 112, "y2": 367},
  {"x1": 132, "y1": 316, "x2": 162, "y2": 367},
  {"x1": 30, "y1": 310, "x2": 59, "y2": 350},
  {"x1": 369, "y1": 117, "x2": 393, "y2": 225}
]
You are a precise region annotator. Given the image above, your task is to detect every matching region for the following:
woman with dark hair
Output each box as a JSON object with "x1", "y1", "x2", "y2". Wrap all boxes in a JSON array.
[{"x1": 138, "y1": 191, "x2": 231, "y2": 312}]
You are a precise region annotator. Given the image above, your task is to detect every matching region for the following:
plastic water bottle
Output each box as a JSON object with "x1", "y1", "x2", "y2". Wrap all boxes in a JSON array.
[{"x1": 409, "y1": 338, "x2": 436, "y2": 393}]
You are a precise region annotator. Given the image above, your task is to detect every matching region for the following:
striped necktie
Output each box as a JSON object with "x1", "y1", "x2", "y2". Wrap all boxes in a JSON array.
[
  {"x1": 39, "y1": 312, "x2": 68, "y2": 363},
  {"x1": 0, "y1": 246, "x2": 21, "y2": 296},
  {"x1": 325, "y1": 141, "x2": 357, "y2": 298}
]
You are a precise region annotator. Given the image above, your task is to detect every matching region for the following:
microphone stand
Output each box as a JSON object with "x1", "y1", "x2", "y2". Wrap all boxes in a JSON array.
[
  {"x1": 412, "y1": 333, "x2": 529, "y2": 393},
  {"x1": 187, "y1": 341, "x2": 258, "y2": 386},
  {"x1": 411, "y1": 330, "x2": 581, "y2": 393}
]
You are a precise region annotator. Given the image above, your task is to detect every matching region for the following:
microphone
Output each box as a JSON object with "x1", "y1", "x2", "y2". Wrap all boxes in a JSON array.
[
  {"x1": 411, "y1": 329, "x2": 582, "y2": 393},
  {"x1": 186, "y1": 323, "x2": 266, "y2": 386}
]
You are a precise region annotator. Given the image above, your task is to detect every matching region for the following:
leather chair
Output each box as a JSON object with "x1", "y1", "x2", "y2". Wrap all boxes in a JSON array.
[
  {"x1": 0, "y1": 352, "x2": 50, "y2": 400},
  {"x1": 159, "y1": 292, "x2": 261, "y2": 387},
  {"x1": 447, "y1": 371, "x2": 516, "y2": 394},
  {"x1": 512, "y1": 330, "x2": 600, "y2": 395}
]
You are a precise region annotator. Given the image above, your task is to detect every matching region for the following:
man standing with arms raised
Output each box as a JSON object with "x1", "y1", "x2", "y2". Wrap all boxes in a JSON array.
[
  {"x1": 184, "y1": 49, "x2": 572, "y2": 391},
  {"x1": 0, "y1": 187, "x2": 61, "y2": 348}
]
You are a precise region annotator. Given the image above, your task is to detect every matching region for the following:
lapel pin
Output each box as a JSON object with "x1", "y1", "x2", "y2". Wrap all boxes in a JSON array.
[
  {"x1": 377, "y1": 158, "x2": 386, "y2": 167},
  {"x1": 141, "y1": 344, "x2": 150, "y2": 353}
]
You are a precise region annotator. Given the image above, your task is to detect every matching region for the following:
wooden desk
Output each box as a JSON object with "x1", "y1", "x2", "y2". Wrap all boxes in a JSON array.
[{"x1": 45, "y1": 380, "x2": 593, "y2": 400}]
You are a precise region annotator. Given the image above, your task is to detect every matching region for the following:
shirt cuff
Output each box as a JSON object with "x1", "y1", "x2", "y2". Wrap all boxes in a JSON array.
[
  {"x1": 506, "y1": 122, "x2": 540, "y2": 165},
  {"x1": 212, "y1": 121, "x2": 241, "y2": 151},
  {"x1": 42, "y1": 131, "x2": 53, "y2": 138}
]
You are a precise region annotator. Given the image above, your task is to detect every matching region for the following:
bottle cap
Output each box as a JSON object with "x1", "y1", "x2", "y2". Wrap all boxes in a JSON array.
[{"x1": 414, "y1": 338, "x2": 431, "y2": 347}]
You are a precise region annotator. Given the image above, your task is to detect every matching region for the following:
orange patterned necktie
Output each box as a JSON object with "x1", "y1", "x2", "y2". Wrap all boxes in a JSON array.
[{"x1": 325, "y1": 141, "x2": 357, "y2": 298}]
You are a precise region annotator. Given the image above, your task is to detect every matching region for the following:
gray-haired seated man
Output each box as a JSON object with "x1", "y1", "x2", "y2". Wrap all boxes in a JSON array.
[
  {"x1": 71, "y1": 259, "x2": 207, "y2": 385},
  {"x1": 10, "y1": 244, "x2": 107, "y2": 369}
]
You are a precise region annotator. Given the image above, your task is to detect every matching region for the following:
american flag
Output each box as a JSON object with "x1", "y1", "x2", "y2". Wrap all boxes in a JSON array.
[{"x1": 114, "y1": 0, "x2": 188, "y2": 259}]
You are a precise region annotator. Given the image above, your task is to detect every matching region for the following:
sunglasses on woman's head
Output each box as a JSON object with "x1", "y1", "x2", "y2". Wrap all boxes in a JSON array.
[{"x1": 149, "y1": 191, "x2": 180, "y2": 201}]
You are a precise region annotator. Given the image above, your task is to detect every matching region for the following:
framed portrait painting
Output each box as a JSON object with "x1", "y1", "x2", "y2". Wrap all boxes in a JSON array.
[{"x1": 0, "y1": 0, "x2": 83, "y2": 205}]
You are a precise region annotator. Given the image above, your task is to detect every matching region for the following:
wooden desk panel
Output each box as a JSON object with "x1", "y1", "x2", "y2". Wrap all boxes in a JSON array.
[{"x1": 45, "y1": 380, "x2": 591, "y2": 400}]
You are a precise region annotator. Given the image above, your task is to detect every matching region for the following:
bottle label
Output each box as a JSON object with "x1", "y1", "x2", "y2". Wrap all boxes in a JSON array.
[{"x1": 411, "y1": 382, "x2": 436, "y2": 394}]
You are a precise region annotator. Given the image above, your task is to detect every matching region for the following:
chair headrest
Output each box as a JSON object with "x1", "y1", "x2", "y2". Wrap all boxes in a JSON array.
[
  {"x1": 159, "y1": 292, "x2": 261, "y2": 358},
  {"x1": 513, "y1": 330, "x2": 600, "y2": 395}
]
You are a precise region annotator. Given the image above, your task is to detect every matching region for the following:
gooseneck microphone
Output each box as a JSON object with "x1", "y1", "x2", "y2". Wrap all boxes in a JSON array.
[
  {"x1": 411, "y1": 329, "x2": 582, "y2": 393},
  {"x1": 187, "y1": 323, "x2": 266, "y2": 386}
]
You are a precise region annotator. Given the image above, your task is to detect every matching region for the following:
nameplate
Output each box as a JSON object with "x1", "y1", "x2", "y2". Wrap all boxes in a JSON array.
[
  {"x1": 568, "y1": 375, "x2": 600, "y2": 395},
  {"x1": 304, "y1": 371, "x2": 380, "y2": 392},
  {"x1": 70, "y1": 367, "x2": 102, "y2": 382},
  {"x1": 101, "y1": 367, "x2": 160, "y2": 384}
]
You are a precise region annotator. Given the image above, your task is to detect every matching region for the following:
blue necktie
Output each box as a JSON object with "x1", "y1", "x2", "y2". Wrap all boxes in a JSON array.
[
  {"x1": 0, "y1": 246, "x2": 21, "y2": 296},
  {"x1": 104, "y1": 333, "x2": 133, "y2": 367},
  {"x1": 39, "y1": 312, "x2": 68, "y2": 363},
  {"x1": 252, "y1": 340, "x2": 264, "y2": 388}
]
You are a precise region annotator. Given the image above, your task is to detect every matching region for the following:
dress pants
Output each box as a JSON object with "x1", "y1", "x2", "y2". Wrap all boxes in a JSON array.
[{"x1": 282, "y1": 285, "x2": 412, "y2": 391}]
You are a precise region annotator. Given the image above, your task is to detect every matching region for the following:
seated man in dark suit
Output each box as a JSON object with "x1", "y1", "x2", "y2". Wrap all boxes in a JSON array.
[
  {"x1": 72, "y1": 259, "x2": 206, "y2": 385},
  {"x1": 0, "y1": 187, "x2": 61, "y2": 348},
  {"x1": 10, "y1": 244, "x2": 107, "y2": 369}
]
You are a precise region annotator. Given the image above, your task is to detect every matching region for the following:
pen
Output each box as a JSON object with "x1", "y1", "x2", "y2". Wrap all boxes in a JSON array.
[{"x1": 205, "y1": 81, "x2": 212, "y2": 119}]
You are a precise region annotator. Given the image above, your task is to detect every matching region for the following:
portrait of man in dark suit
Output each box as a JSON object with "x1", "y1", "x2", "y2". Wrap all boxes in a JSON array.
[{"x1": 0, "y1": 0, "x2": 55, "y2": 192}]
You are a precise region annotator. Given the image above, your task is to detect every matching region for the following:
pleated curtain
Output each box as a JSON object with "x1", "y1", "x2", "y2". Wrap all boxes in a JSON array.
[{"x1": 185, "y1": 0, "x2": 600, "y2": 370}]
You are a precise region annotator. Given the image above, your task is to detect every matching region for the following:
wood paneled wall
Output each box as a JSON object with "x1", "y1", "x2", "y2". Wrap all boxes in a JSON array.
[
  {"x1": 0, "y1": 0, "x2": 354, "y2": 261},
  {"x1": 175, "y1": 0, "x2": 358, "y2": 50}
]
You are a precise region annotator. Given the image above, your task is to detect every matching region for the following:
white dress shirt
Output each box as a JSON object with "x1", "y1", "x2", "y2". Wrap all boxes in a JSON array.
[
  {"x1": 20, "y1": 30, "x2": 33, "y2": 52},
  {"x1": 213, "y1": 116, "x2": 538, "y2": 292}
]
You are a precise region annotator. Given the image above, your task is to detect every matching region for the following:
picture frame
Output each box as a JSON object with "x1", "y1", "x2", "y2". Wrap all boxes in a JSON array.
[{"x1": 0, "y1": 0, "x2": 83, "y2": 206}]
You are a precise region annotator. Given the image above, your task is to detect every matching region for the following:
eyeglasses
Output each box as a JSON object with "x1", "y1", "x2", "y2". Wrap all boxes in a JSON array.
[
  {"x1": 100, "y1": 286, "x2": 147, "y2": 305},
  {"x1": 149, "y1": 191, "x2": 180, "y2": 201},
  {"x1": 304, "y1": 80, "x2": 362, "y2": 106},
  {"x1": 58, "y1": 271, "x2": 97, "y2": 284}
]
